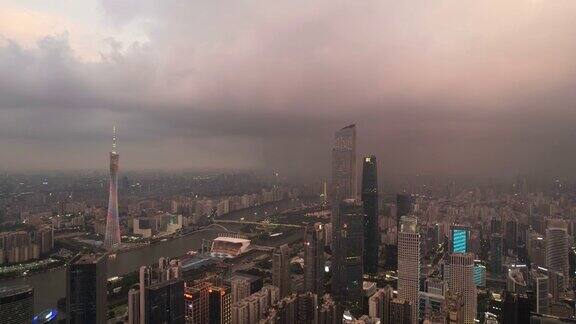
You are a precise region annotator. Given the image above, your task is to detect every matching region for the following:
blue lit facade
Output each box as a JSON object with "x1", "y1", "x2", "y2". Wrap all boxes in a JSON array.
[
  {"x1": 473, "y1": 263, "x2": 486, "y2": 287},
  {"x1": 450, "y1": 226, "x2": 470, "y2": 254}
]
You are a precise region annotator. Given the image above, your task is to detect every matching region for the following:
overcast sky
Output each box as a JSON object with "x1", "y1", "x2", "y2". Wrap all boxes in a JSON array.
[{"x1": 1, "y1": 0, "x2": 576, "y2": 178}]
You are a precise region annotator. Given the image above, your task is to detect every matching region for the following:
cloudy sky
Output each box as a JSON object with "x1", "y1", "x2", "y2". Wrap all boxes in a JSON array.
[{"x1": 1, "y1": 0, "x2": 576, "y2": 178}]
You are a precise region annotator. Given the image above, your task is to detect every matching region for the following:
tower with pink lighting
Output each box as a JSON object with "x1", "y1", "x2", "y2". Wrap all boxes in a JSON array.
[{"x1": 104, "y1": 126, "x2": 121, "y2": 250}]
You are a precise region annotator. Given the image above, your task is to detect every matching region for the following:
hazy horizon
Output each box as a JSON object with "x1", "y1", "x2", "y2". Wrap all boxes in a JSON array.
[{"x1": 2, "y1": 1, "x2": 576, "y2": 178}]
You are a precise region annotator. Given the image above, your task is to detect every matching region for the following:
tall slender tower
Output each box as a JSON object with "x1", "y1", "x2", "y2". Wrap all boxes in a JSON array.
[
  {"x1": 104, "y1": 127, "x2": 121, "y2": 250},
  {"x1": 361, "y1": 155, "x2": 379, "y2": 275},
  {"x1": 330, "y1": 124, "x2": 362, "y2": 320}
]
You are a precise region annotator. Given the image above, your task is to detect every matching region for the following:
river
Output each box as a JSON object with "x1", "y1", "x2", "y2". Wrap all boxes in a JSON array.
[
  {"x1": 1, "y1": 198, "x2": 305, "y2": 314},
  {"x1": 6, "y1": 227, "x2": 222, "y2": 313}
]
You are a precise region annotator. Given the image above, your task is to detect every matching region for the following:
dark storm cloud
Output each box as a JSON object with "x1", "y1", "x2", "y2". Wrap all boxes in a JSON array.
[{"x1": 1, "y1": 0, "x2": 576, "y2": 177}]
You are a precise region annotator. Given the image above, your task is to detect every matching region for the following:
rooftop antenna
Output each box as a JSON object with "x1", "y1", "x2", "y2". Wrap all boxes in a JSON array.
[{"x1": 112, "y1": 126, "x2": 117, "y2": 154}]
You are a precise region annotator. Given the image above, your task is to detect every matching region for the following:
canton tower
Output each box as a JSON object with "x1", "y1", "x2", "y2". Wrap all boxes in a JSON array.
[{"x1": 104, "y1": 126, "x2": 121, "y2": 250}]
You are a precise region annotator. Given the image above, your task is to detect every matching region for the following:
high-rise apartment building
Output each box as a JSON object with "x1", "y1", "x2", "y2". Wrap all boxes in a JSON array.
[
  {"x1": 530, "y1": 268, "x2": 549, "y2": 315},
  {"x1": 244, "y1": 294, "x2": 261, "y2": 323},
  {"x1": 34, "y1": 226, "x2": 54, "y2": 256},
  {"x1": 546, "y1": 219, "x2": 569, "y2": 284},
  {"x1": 398, "y1": 216, "x2": 420, "y2": 324},
  {"x1": 184, "y1": 282, "x2": 210, "y2": 324},
  {"x1": 209, "y1": 285, "x2": 232, "y2": 324},
  {"x1": 139, "y1": 265, "x2": 152, "y2": 323},
  {"x1": 0, "y1": 285, "x2": 34, "y2": 324},
  {"x1": 304, "y1": 222, "x2": 325, "y2": 296},
  {"x1": 231, "y1": 300, "x2": 249, "y2": 324},
  {"x1": 318, "y1": 295, "x2": 336, "y2": 324},
  {"x1": 368, "y1": 286, "x2": 393, "y2": 324},
  {"x1": 273, "y1": 244, "x2": 291, "y2": 298},
  {"x1": 231, "y1": 274, "x2": 262, "y2": 303},
  {"x1": 297, "y1": 292, "x2": 319, "y2": 324},
  {"x1": 128, "y1": 288, "x2": 140, "y2": 324},
  {"x1": 389, "y1": 298, "x2": 412, "y2": 324},
  {"x1": 231, "y1": 277, "x2": 251, "y2": 304},
  {"x1": 448, "y1": 253, "x2": 476, "y2": 324},
  {"x1": 275, "y1": 294, "x2": 297, "y2": 324},
  {"x1": 104, "y1": 127, "x2": 121, "y2": 249},
  {"x1": 66, "y1": 253, "x2": 107, "y2": 324},
  {"x1": 361, "y1": 155, "x2": 379, "y2": 275}
]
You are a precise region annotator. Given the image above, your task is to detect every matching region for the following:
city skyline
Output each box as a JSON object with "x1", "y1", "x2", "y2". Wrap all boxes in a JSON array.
[
  {"x1": 1, "y1": 122, "x2": 575, "y2": 323},
  {"x1": 2, "y1": 1, "x2": 576, "y2": 178},
  {"x1": 3, "y1": 1, "x2": 576, "y2": 323}
]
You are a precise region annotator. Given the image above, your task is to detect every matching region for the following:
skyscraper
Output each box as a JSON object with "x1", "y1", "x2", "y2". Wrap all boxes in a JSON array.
[
  {"x1": 330, "y1": 124, "x2": 362, "y2": 319},
  {"x1": 66, "y1": 253, "x2": 107, "y2": 324},
  {"x1": 318, "y1": 295, "x2": 336, "y2": 324},
  {"x1": 490, "y1": 233, "x2": 503, "y2": 275},
  {"x1": 502, "y1": 291, "x2": 531, "y2": 324},
  {"x1": 209, "y1": 285, "x2": 232, "y2": 324},
  {"x1": 297, "y1": 292, "x2": 319, "y2": 324},
  {"x1": 546, "y1": 219, "x2": 569, "y2": 284},
  {"x1": 104, "y1": 127, "x2": 121, "y2": 250},
  {"x1": 128, "y1": 288, "x2": 140, "y2": 324},
  {"x1": 530, "y1": 268, "x2": 549, "y2": 315},
  {"x1": 231, "y1": 300, "x2": 249, "y2": 324},
  {"x1": 273, "y1": 244, "x2": 291, "y2": 298},
  {"x1": 331, "y1": 124, "x2": 357, "y2": 201},
  {"x1": 144, "y1": 278, "x2": 185, "y2": 324},
  {"x1": 450, "y1": 225, "x2": 471, "y2": 254},
  {"x1": 473, "y1": 262, "x2": 486, "y2": 287},
  {"x1": 448, "y1": 253, "x2": 476, "y2": 324},
  {"x1": 333, "y1": 199, "x2": 364, "y2": 318},
  {"x1": 361, "y1": 155, "x2": 379, "y2": 275},
  {"x1": 397, "y1": 216, "x2": 420, "y2": 324},
  {"x1": 0, "y1": 285, "x2": 34, "y2": 324},
  {"x1": 304, "y1": 222, "x2": 325, "y2": 296},
  {"x1": 389, "y1": 298, "x2": 412, "y2": 324},
  {"x1": 184, "y1": 282, "x2": 210, "y2": 323},
  {"x1": 231, "y1": 277, "x2": 251, "y2": 304},
  {"x1": 139, "y1": 265, "x2": 152, "y2": 323},
  {"x1": 505, "y1": 219, "x2": 518, "y2": 252},
  {"x1": 368, "y1": 286, "x2": 393, "y2": 324}
]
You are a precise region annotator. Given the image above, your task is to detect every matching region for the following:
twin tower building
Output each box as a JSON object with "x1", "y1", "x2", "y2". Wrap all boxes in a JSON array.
[
  {"x1": 322, "y1": 124, "x2": 476, "y2": 324},
  {"x1": 317, "y1": 124, "x2": 380, "y2": 320}
]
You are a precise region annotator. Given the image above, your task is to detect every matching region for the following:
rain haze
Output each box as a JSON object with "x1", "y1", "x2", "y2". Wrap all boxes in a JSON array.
[{"x1": 1, "y1": 0, "x2": 576, "y2": 179}]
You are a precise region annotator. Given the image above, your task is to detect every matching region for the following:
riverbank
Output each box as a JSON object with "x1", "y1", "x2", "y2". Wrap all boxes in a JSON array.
[
  {"x1": 0, "y1": 257, "x2": 65, "y2": 280},
  {"x1": 1, "y1": 198, "x2": 311, "y2": 314},
  {"x1": 0, "y1": 199, "x2": 302, "y2": 281}
]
